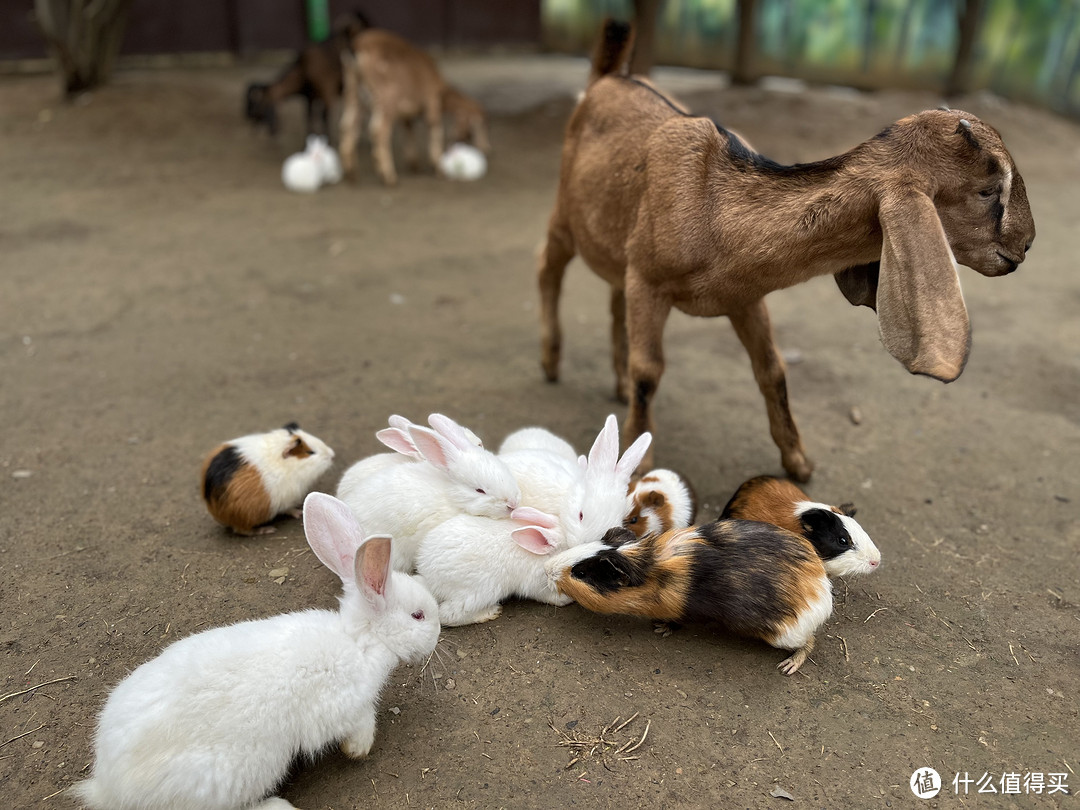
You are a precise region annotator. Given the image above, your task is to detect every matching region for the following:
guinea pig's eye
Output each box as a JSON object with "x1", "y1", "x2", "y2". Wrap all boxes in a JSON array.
[
  {"x1": 475, "y1": 488, "x2": 486, "y2": 495},
  {"x1": 411, "y1": 610, "x2": 425, "y2": 621},
  {"x1": 627, "y1": 516, "x2": 638, "y2": 524},
  {"x1": 838, "y1": 536, "x2": 851, "y2": 546}
]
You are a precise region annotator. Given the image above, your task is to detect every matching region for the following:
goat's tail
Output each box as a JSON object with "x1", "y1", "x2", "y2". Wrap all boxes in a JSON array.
[{"x1": 588, "y1": 18, "x2": 634, "y2": 85}]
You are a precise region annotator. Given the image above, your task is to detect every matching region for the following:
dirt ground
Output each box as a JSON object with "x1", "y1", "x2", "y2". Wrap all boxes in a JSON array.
[{"x1": 1, "y1": 52, "x2": 1078, "y2": 809}]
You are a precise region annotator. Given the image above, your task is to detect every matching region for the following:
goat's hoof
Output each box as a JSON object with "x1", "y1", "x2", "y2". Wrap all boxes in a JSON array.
[
  {"x1": 783, "y1": 453, "x2": 814, "y2": 483},
  {"x1": 541, "y1": 358, "x2": 560, "y2": 383}
]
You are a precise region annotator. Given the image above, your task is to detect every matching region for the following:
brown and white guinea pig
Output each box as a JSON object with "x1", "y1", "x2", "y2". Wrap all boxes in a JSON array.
[
  {"x1": 555, "y1": 521, "x2": 832, "y2": 674},
  {"x1": 721, "y1": 475, "x2": 880, "y2": 577},
  {"x1": 200, "y1": 423, "x2": 335, "y2": 536},
  {"x1": 623, "y1": 469, "x2": 697, "y2": 538}
]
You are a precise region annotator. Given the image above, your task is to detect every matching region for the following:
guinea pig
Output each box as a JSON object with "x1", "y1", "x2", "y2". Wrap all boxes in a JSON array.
[
  {"x1": 201, "y1": 422, "x2": 334, "y2": 535},
  {"x1": 720, "y1": 475, "x2": 880, "y2": 577},
  {"x1": 555, "y1": 521, "x2": 832, "y2": 675},
  {"x1": 623, "y1": 469, "x2": 697, "y2": 537}
]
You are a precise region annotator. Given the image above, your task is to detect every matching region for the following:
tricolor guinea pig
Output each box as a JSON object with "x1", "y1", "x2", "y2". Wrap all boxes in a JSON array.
[
  {"x1": 721, "y1": 476, "x2": 880, "y2": 577},
  {"x1": 201, "y1": 423, "x2": 334, "y2": 535},
  {"x1": 555, "y1": 521, "x2": 832, "y2": 675},
  {"x1": 623, "y1": 469, "x2": 697, "y2": 537}
]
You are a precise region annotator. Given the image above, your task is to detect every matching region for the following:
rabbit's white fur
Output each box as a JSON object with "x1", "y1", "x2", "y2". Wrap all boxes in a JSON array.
[
  {"x1": 416, "y1": 416, "x2": 651, "y2": 625},
  {"x1": 336, "y1": 414, "x2": 520, "y2": 572},
  {"x1": 497, "y1": 425, "x2": 578, "y2": 461},
  {"x1": 414, "y1": 509, "x2": 576, "y2": 626},
  {"x1": 72, "y1": 493, "x2": 439, "y2": 810}
]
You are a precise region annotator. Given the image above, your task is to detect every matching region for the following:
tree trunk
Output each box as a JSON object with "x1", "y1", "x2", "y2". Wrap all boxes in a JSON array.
[
  {"x1": 732, "y1": 0, "x2": 757, "y2": 85},
  {"x1": 35, "y1": 0, "x2": 134, "y2": 97},
  {"x1": 629, "y1": 0, "x2": 662, "y2": 76},
  {"x1": 946, "y1": 0, "x2": 984, "y2": 97}
]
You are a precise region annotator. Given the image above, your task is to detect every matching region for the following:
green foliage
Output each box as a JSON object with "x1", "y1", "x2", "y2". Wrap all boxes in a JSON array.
[{"x1": 542, "y1": 0, "x2": 1080, "y2": 113}]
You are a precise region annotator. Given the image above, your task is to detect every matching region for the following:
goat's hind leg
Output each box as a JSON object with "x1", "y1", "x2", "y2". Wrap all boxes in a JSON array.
[
  {"x1": 729, "y1": 300, "x2": 813, "y2": 482},
  {"x1": 538, "y1": 217, "x2": 575, "y2": 383}
]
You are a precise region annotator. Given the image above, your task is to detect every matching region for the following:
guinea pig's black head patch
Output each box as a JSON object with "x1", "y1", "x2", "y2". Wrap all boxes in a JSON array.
[
  {"x1": 570, "y1": 539, "x2": 645, "y2": 593},
  {"x1": 799, "y1": 507, "x2": 853, "y2": 562}
]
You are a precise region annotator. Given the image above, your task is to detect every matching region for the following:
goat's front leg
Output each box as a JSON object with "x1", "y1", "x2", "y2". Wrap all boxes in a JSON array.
[
  {"x1": 369, "y1": 108, "x2": 397, "y2": 186},
  {"x1": 538, "y1": 217, "x2": 575, "y2": 383},
  {"x1": 610, "y1": 286, "x2": 629, "y2": 403},
  {"x1": 400, "y1": 118, "x2": 420, "y2": 172},
  {"x1": 338, "y1": 54, "x2": 361, "y2": 180},
  {"x1": 729, "y1": 300, "x2": 813, "y2": 482},
  {"x1": 425, "y1": 103, "x2": 445, "y2": 175},
  {"x1": 624, "y1": 278, "x2": 673, "y2": 471}
]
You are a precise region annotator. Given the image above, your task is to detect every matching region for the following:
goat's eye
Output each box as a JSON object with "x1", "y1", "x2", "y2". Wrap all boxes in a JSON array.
[
  {"x1": 411, "y1": 610, "x2": 425, "y2": 621},
  {"x1": 978, "y1": 186, "x2": 999, "y2": 199},
  {"x1": 475, "y1": 488, "x2": 486, "y2": 495}
]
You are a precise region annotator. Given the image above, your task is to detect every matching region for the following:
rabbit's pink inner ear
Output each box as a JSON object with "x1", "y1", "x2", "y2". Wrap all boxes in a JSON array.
[
  {"x1": 511, "y1": 526, "x2": 558, "y2": 556},
  {"x1": 587, "y1": 414, "x2": 620, "y2": 471},
  {"x1": 355, "y1": 535, "x2": 392, "y2": 597},
  {"x1": 303, "y1": 492, "x2": 367, "y2": 581},
  {"x1": 428, "y1": 413, "x2": 475, "y2": 451},
  {"x1": 376, "y1": 427, "x2": 418, "y2": 457},
  {"x1": 616, "y1": 431, "x2": 653, "y2": 478},
  {"x1": 511, "y1": 506, "x2": 559, "y2": 529},
  {"x1": 407, "y1": 426, "x2": 454, "y2": 471}
]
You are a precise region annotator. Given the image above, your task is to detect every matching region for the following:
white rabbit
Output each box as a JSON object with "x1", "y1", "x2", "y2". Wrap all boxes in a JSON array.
[
  {"x1": 501, "y1": 415, "x2": 651, "y2": 547},
  {"x1": 438, "y1": 142, "x2": 487, "y2": 181},
  {"x1": 414, "y1": 505, "x2": 576, "y2": 626},
  {"x1": 336, "y1": 413, "x2": 520, "y2": 572},
  {"x1": 416, "y1": 416, "x2": 652, "y2": 626},
  {"x1": 306, "y1": 134, "x2": 343, "y2": 185},
  {"x1": 497, "y1": 425, "x2": 578, "y2": 461},
  {"x1": 72, "y1": 492, "x2": 439, "y2": 810},
  {"x1": 281, "y1": 149, "x2": 321, "y2": 193}
]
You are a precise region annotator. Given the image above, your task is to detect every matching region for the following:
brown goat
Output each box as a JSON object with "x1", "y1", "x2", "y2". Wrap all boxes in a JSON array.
[
  {"x1": 339, "y1": 29, "x2": 490, "y2": 185},
  {"x1": 538, "y1": 20, "x2": 1035, "y2": 479}
]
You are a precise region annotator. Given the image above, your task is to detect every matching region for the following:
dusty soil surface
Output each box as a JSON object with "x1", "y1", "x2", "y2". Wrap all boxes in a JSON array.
[{"x1": 2, "y1": 54, "x2": 1077, "y2": 809}]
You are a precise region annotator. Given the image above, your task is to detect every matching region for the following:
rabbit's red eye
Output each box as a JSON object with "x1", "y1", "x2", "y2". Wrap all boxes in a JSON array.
[
  {"x1": 476, "y1": 488, "x2": 486, "y2": 495},
  {"x1": 411, "y1": 610, "x2": 425, "y2": 621},
  {"x1": 578, "y1": 511, "x2": 584, "y2": 521}
]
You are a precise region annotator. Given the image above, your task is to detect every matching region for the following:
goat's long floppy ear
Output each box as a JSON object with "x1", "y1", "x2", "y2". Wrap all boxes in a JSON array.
[{"x1": 875, "y1": 188, "x2": 971, "y2": 382}]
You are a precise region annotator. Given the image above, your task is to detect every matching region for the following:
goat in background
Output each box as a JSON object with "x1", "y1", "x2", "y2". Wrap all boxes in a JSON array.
[
  {"x1": 338, "y1": 28, "x2": 490, "y2": 185},
  {"x1": 537, "y1": 20, "x2": 1035, "y2": 480}
]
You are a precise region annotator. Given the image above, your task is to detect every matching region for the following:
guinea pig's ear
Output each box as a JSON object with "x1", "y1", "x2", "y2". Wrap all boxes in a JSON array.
[
  {"x1": 601, "y1": 526, "x2": 637, "y2": 547},
  {"x1": 284, "y1": 435, "x2": 312, "y2": 459},
  {"x1": 874, "y1": 188, "x2": 971, "y2": 382},
  {"x1": 838, "y1": 502, "x2": 857, "y2": 518}
]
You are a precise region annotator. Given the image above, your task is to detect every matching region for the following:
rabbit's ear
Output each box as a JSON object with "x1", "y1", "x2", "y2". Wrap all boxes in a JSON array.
[
  {"x1": 510, "y1": 506, "x2": 559, "y2": 529},
  {"x1": 511, "y1": 525, "x2": 560, "y2": 555},
  {"x1": 586, "y1": 415, "x2": 620, "y2": 473},
  {"x1": 875, "y1": 188, "x2": 971, "y2": 382},
  {"x1": 408, "y1": 425, "x2": 457, "y2": 472},
  {"x1": 616, "y1": 431, "x2": 652, "y2": 479},
  {"x1": 376, "y1": 427, "x2": 419, "y2": 457},
  {"x1": 354, "y1": 534, "x2": 393, "y2": 608},
  {"x1": 303, "y1": 492, "x2": 367, "y2": 582},
  {"x1": 428, "y1": 413, "x2": 482, "y2": 450}
]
